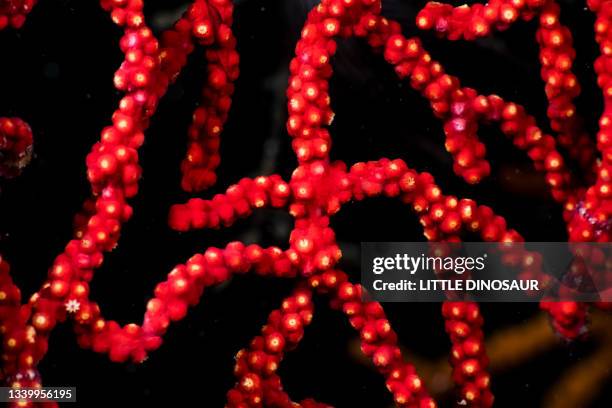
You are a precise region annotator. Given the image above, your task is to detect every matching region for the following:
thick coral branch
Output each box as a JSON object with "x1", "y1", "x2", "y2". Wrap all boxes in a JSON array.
[
  {"x1": 169, "y1": 175, "x2": 291, "y2": 232},
  {"x1": 164, "y1": 0, "x2": 240, "y2": 192}
]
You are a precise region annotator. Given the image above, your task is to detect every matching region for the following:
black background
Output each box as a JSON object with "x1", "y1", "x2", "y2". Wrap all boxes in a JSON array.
[{"x1": 0, "y1": 0, "x2": 610, "y2": 406}]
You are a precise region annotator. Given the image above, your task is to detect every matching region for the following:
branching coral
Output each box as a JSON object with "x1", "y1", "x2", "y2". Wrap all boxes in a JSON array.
[{"x1": 0, "y1": 0, "x2": 610, "y2": 407}]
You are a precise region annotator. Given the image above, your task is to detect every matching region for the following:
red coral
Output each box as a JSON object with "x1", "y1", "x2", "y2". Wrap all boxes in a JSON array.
[
  {"x1": 0, "y1": 0, "x2": 610, "y2": 407},
  {"x1": 0, "y1": 117, "x2": 32, "y2": 178}
]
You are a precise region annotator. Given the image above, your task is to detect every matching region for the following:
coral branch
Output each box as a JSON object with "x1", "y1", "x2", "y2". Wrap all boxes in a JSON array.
[
  {"x1": 226, "y1": 287, "x2": 331, "y2": 407},
  {"x1": 416, "y1": 0, "x2": 597, "y2": 177},
  {"x1": 169, "y1": 175, "x2": 291, "y2": 232},
  {"x1": 73, "y1": 243, "x2": 297, "y2": 363},
  {"x1": 311, "y1": 269, "x2": 436, "y2": 408}
]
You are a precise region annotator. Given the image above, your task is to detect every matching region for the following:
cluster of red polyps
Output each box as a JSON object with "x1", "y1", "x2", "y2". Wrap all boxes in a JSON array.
[
  {"x1": 0, "y1": 117, "x2": 32, "y2": 178},
  {"x1": 0, "y1": 0, "x2": 34, "y2": 28},
  {"x1": 0, "y1": 0, "x2": 610, "y2": 407}
]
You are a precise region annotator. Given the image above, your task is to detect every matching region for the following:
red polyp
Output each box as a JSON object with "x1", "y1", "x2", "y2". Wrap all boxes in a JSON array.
[{"x1": 0, "y1": 0, "x2": 610, "y2": 407}]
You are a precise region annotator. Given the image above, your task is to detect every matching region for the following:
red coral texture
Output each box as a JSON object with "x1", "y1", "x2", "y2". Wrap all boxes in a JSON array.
[{"x1": 0, "y1": 0, "x2": 611, "y2": 407}]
